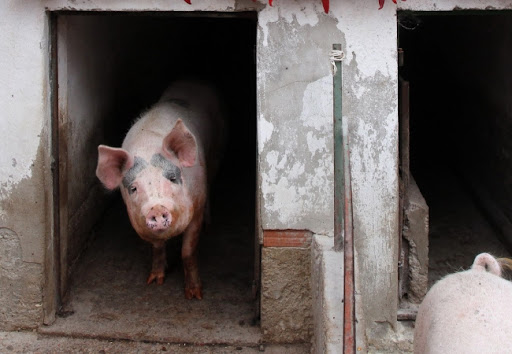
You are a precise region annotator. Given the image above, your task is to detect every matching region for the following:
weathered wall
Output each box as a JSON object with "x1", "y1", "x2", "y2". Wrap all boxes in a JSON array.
[
  {"x1": 257, "y1": 3, "x2": 338, "y2": 235},
  {"x1": 0, "y1": 1, "x2": 50, "y2": 329}
]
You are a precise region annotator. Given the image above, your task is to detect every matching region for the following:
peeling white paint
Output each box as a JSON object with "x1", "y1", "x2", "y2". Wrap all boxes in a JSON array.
[
  {"x1": 265, "y1": 150, "x2": 279, "y2": 183},
  {"x1": 331, "y1": 2, "x2": 396, "y2": 79},
  {"x1": 0, "y1": 2, "x2": 45, "y2": 200},
  {"x1": 257, "y1": 1, "x2": 325, "y2": 47},
  {"x1": 263, "y1": 174, "x2": 298, "y2": 224},
  {"x1": 258, "y1": 113, "x2": 275, "y2": 153},
  {"x1": 279, "y1": 2, "x2": 321, "y2": 27},
  {"x1": 306, "y1": 131, "x2": 327, "y2": 156},
  {"x1": 289, "y1": 161, "x2": 306, "y2": 179},
  {"x1": 300, "y1": 75, "x2": 332, "y2": 156},
  {"x1": 353, "y1": 85, "x2": 368, "y2": 100},
  {"x1": 262, "y1": 145, "x2": 332, "y2": 228},
  {"x1": 300, "y1": 75, "x2": 332, "y2": 130},
  {"x1": 257, "y1": 5, "x2": 279, "y2": 47}
]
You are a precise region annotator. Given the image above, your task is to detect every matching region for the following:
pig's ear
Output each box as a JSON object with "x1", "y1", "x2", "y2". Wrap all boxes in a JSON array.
[
  {"x1": 96, "y1": 145, "x2": 134, "y2": 190},
  {"x1": 163, "y1": 119, "x2": 197, "y2": 167}
]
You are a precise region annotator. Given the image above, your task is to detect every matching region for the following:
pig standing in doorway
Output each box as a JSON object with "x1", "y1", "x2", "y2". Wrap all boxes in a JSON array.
[
  {"x1": 96, "y1": 80, "x2": 224, "y2": 299},
  {"x1": 414, "y1": 252, "x2": 512, "y2": 353}
]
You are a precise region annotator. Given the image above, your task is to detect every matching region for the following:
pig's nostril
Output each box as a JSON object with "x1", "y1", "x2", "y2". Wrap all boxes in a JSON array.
[{"x1": 151, "y1": 216, "x2": 157, "y2": 222}]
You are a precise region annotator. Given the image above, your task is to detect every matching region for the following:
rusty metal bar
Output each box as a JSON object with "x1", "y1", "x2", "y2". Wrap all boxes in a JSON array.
[
  {"x1": 48, "y1": 12, "x2": 62, "y2": 324},
  {"x1": 398, "y1": 48, "x2": 411, "y2": 302},
  {"x1": 342, "y1": 91, "x2": 356, "y2": 354},
  {"x1": 397, "y1": 308, "x2": 417, "y2": 321},
  {"x1": 333, "y1": 43, "x2": 355, "y2": 354}
]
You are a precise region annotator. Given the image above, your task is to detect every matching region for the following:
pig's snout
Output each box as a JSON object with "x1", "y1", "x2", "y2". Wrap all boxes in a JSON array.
[{"x1": 146, "y1": 205, "x2": 172, "y2": 231}]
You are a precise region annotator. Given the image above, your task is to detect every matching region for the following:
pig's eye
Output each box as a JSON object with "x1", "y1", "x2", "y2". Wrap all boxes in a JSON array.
[
  {"x1": 163, "y1": 170, "x2": 181, "y2": 184},
  {"x1": 128, "y1": 185, "x2": 137, "y2": 194}
]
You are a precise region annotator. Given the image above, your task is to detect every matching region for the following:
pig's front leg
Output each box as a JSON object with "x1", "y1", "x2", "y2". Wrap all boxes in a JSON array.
[
  {"x1": 147, "y1": 241, "x2": 166, "y2": 285},
  {"x1": 182, "y1": 215, "x2": 203, "y2": 300}
]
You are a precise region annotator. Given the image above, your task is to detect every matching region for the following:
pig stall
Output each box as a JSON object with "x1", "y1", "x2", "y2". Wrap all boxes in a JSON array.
[
  {"x1": 44, "y1": 12, "x2": 261, "y2": 344},
  {"x1": 398, "y1": 11, "x2": 512, "y2": 287},
  {"x1": 3, "y1": 0, "x2": 512, "y2": 352}
]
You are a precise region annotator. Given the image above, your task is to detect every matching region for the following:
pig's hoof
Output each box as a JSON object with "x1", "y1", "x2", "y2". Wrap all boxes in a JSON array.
[
  {"x1": 185, "y1": 287, "x2": 203, "y2": 300},
  {"x1": 146, "y1": 272, "x2": 165, "y2": 285}
]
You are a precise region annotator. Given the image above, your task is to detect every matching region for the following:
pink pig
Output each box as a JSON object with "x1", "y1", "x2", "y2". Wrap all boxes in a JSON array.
[
  {"x1": 96, "y1": 80, "x2": 224, "y2": 299},
  {"x1": 414, "y1": 252, "x2": 512, "y2": 353}
]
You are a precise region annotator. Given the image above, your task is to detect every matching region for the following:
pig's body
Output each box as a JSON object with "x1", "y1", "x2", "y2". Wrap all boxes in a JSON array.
[
  {"x1": 414, "y1": 253, "x2": 512, "y2": 353},
  {"x1": 96, "y1": 80, "x2": 224, "y2": 299}
]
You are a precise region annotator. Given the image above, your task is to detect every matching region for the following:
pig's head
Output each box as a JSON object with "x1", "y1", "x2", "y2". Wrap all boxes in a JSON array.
[{"x1": 96, "y1": 119, "x2": 198, "y2": 241}]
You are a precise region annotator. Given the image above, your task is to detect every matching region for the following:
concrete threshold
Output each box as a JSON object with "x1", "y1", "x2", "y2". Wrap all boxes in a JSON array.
[{"x1": 0, "y1": 330, "x2": 310, "y2": 353}]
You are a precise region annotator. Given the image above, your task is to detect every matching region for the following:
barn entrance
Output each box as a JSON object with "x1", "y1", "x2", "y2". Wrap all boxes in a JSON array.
[
  {"x1": 398, "y1": 11, "x2": 512, "y2": 302},
  {"x1": 45, "y1": 12, "x2": 259, "y2": 344}
]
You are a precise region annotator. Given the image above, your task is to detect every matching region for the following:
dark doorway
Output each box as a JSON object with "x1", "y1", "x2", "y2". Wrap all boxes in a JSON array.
[
  {"x1": 399, "y1": 12, "x2": 512, "y2": 286},
  {"x1": 48, "y1": 12, "x2": 259, "y2": 344}
]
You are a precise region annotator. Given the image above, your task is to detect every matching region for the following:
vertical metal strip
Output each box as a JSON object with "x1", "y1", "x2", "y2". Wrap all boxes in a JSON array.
[
  {"x1": 48, "y1": 11, "x2": 61, "y2": 324},
  {"x1": 333, "y1": 43, "x2": 356, "y2": 354},
  {"x1": 333, "y1": 43, "x2": 344, "y2": 253}
]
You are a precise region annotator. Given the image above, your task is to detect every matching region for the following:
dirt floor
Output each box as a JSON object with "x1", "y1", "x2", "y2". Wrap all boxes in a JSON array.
[
  {"x1": 36, "y1": 163, "x2": 292, "y2": 350},
  {"x1": 415, "y1": 168, "x2": 511, "y2": 288}
]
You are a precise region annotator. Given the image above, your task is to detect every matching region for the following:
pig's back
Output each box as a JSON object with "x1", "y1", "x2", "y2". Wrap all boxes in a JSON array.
[
  {"x1": 158, "y1": 80, "x2": 224, "y2": 150},
  {"x1": 122, "y1": 80, "x2": 224, "y2": 164},
  {"x1": 414, "y1": 270, "x2": 512, "y2": 353}
]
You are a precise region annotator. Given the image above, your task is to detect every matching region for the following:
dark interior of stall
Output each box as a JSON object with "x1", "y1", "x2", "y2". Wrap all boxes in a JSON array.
[
  {"x1": 45, "y1": 13, "x2": 261, "y2": 344},
  {"x1": 399, "y1": 12, "x2": 512, "y2": 286}
]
